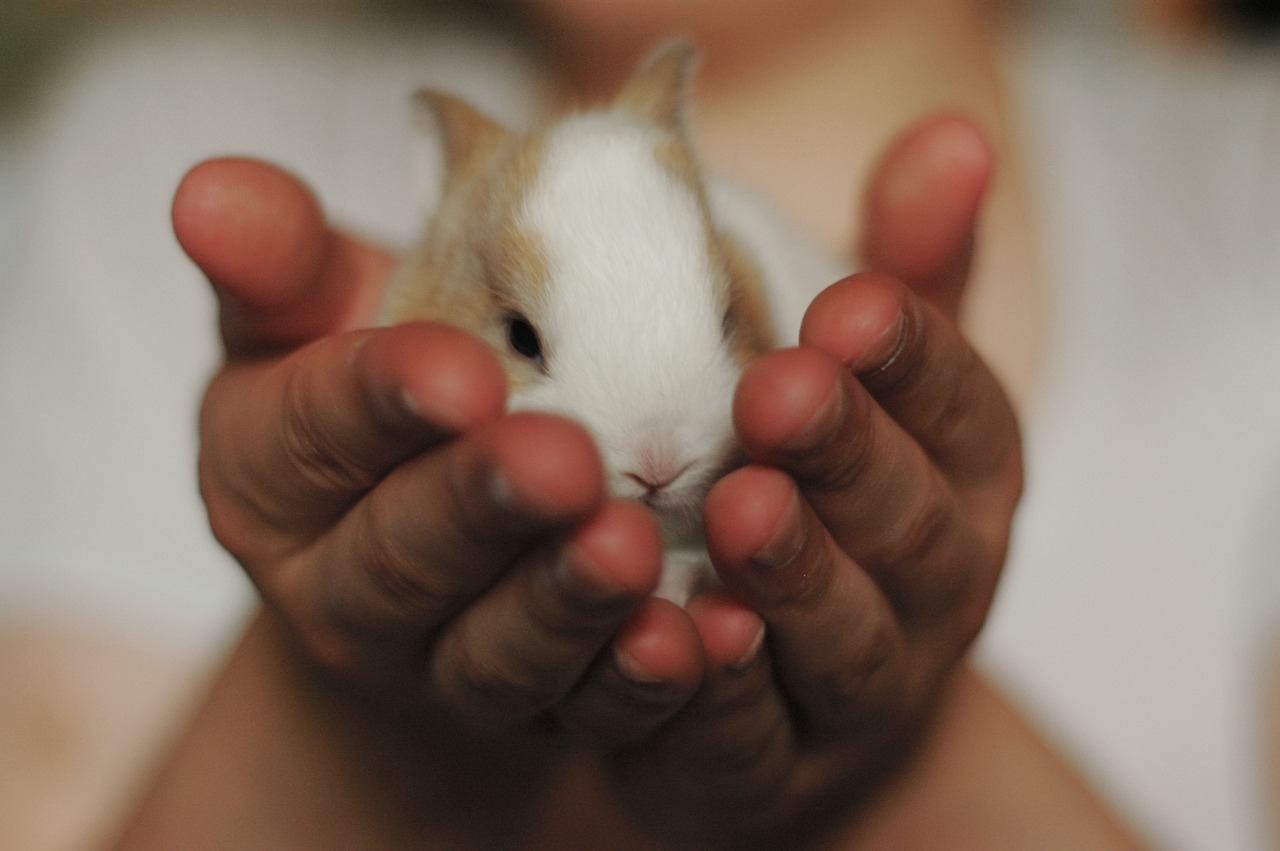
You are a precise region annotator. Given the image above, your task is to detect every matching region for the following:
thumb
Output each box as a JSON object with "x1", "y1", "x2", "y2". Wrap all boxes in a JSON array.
[
  {"x1": 858, "y1": 114, "x2": 993, "y2": 319},
  {"x1": 172, "y1": 157, "x2": 396, "y2": 358}
]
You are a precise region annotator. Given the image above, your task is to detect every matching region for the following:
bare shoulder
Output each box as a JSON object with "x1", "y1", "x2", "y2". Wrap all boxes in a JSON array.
[{"x1": 0, "y1": 626, "x2": 196, "y2": 851}]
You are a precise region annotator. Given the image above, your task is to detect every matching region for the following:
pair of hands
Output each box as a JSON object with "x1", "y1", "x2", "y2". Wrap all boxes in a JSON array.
[{"x1": 177, "y1": 115, "x2": 1021, "y2": 846}]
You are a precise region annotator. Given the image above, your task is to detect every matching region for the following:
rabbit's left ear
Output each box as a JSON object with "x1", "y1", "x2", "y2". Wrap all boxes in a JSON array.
[
  {"x1": 413, "y1": 88, "x2": 512, "y2": 182},
  {"x1": 613, "y1": 38, "x2": 697, "y2": 132}
]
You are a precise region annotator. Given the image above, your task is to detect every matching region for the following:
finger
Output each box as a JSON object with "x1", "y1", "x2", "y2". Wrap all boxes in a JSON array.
[
  {"x1": 173, "y1": 157, "x2": 395, "y2": 357},
  {"x1": 605, "y1": 594, "x2": 795, "y2": 845},
  {"x1": 704, "y1": 467, "x2": 916, "y2": 731},
  {"x1": 732, "y1": 345, "x2": 995, "y2": 628},
  {"x1": 686, "y1": 590, "x2": 767, "y2": 675},
  {"x1": 279, "y1": 412, "x2": 608, "y2": 677},
  {"x1": 678, "y1": 592, "x2": 793, "y2": 799},
  {"x1": 859, "y1": 115, "x2": 992, "y2": 317},
  {"x1": 425, "y1": 499, "x2": 665, "y2": 726},
  {"x1": 554, "y1": 597, "x2": 705, "y2": 746},
  {"x1": 200, "y1": 322, "x2": 508, "y2": 550},
  {"x1": 800, "y1": 273, "x2": 1022, "y2": 497}
]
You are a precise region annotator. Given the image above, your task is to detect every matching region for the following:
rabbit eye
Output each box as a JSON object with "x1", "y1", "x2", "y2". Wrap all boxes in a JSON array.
[{"x1": 506, "y1": 313, "x2": 544, "y2": 366}]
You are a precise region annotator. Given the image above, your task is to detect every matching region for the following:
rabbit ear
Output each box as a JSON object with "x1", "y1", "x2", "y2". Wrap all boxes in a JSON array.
[
  {"x1": 613, "y1": 38, "x2": 697, "y2": 132},
  {"x1": 413, "y1": 89, "x2": 511, "y2": 179}
]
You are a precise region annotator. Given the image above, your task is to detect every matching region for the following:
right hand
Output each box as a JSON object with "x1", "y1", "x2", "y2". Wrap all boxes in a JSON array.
[
  {"x1": 592, "y1": 115, "x2": 1023, "y2": 847},
  {"x1": 178, "y1": 159, "x2": 718, "y2": 748}
]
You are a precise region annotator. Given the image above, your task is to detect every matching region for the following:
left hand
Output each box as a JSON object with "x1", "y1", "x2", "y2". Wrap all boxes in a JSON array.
[
  {"x1": 180, "y1": 159, "x2": 709, "y2": 745},
  {"x1": 599, "y1": 115, "x2": 1023, "y2": 847}
]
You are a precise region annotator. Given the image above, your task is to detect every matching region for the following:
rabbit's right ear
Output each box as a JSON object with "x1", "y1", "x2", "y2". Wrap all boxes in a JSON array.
[
  {"x1": 613, "y1": 38, "x2": 696, "y2": 134},
  {"x1": 414, "y1": 89, "x2": 511, "y2": 179}
]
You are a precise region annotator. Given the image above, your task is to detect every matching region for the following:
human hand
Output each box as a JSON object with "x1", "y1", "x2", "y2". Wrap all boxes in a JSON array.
[
  {"x1": 174, "y1": 110, "x2": 1019, "y2": 845},
  {"x1": 600, "y1": 115, "x2": 1023, "y2": 847},
  {"x1": 176, "y1": 159, "x2": 712, "y2": 762}
]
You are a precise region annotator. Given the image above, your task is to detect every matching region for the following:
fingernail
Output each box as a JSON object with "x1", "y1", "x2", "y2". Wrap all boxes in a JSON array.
[
  {"x1": 399, "y1": 386, "x2": 424, "y2": 420},
  {"x1": 554, "y1": 545, "x2": 628, "y2": 607},
  {"x1": 728, "y1": 623, "x2": 767, "y2": 673},
  {"x1": 450, "y1": 452, "x2": 523, "y2": 521},
  {"x1": 751, "y1": 488, "x2": 806, "y2": 572},
  {"x1": 398, "y1": 380, "x2": 471, "y2": 433},
  {"x1": 781, "y1": 385, "x2": 846, "y2": 454},
  {"x1": 614, "y1": 647, "x2": 666, "y2": 685},
  {"x1": 483, "y1": 463, "x2": 518, "y2": 511},
  {"x1": 856, "y1": 309, "x2": 908, "y2": 378}
]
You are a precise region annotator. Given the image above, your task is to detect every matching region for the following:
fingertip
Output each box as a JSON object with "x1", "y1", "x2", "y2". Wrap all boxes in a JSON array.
[
  {"x1": 860, "y1": 113, "x2": 993, "y2": 311},
  {"x1": 705, "y1": 466, "x2": 799, "y2": 571},
  {"x1": 613, "y1": 598, "x2": 704, "y2": 688},
  {"x1": 732, "y1": 347, "x2": 848, "y2": 457},
  {"x1": 487, "y1": 412, "x2": 608, "y2": 520},
  {"x1": 872, "y1": 113, "x2": 993, "y2": 210},
  {"x1": 173, "y1": 157, "x2": 329, "y2": 307},
  {"x1": 554, "y1": 594, "x2": 702, "y2": 745},
  {"x1": 370, "y1": 323, "x2": 510, "y2": 433},
  {"x1": 923, "y1": 113, "x2": 994, "y2": 173},
  {"x1": 686, "y1": 591, "x2": 766, "y2": 672},
  {"x1": 800, "y1": 272, "x2": 912, "y2": 375},
  {"x1": 564, "y1": 499, "x2": 665, "y2": 601}
]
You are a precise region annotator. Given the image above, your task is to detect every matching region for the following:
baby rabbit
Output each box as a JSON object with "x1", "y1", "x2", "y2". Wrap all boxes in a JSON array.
[{"x1": 382, "y1": 40, "x2": 848, "y2": 601}]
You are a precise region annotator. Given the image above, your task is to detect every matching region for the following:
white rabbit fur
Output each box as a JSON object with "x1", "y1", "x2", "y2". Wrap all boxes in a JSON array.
[{"x1": 381, "y1": 40, "x2": 849, "y2": 602}]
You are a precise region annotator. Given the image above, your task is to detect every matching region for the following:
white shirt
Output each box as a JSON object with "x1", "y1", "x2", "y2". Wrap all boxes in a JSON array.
[{"x1": 984, "y1": 16, "x2": 1280, "y2": 850}]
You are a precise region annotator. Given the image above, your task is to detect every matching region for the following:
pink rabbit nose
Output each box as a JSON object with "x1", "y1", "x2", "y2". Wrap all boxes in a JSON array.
[{"x1": 624, "y1": 461, "x2": 693, "y2": 502}]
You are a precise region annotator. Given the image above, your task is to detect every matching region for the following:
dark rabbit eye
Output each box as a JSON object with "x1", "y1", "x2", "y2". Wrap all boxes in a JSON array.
[{"x1": 506, "y1": 314, "x2": 544, "y2": 366}]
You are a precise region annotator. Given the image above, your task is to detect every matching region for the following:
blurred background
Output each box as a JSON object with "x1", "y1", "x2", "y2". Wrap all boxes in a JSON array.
[
  {"x1": 3, "y1": 0, "x2": 1280, "y2": 107},
  {"x1": 3, "y1": 0, "x2": 1277, "y2": 267}
]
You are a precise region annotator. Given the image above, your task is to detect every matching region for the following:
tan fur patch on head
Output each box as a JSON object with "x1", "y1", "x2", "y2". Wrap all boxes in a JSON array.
[
  {"x1": 651, "y1": 125, "x2": 776, "y2": 364},
  {"x1": 381, "y1": 125, "x2": 553, "y2": 395},
  {"x1": 482, "y1": 133, "x2": 552, "y2": 301},
  {"x1": 648, "y1": 122, "x2": 779, "y2": 368},
  {"x1": 717, "y1": 230, "x2": 777, "y2": 365},
  {"x1": 482, "y1": 220, "x2": 550, "y2": 307},
  {"x1": 651, "y1": 130, "x2": 745, "y2": 326},
  {"x1": 479, "y1": 218, "x2": 553, "y2": 395}
]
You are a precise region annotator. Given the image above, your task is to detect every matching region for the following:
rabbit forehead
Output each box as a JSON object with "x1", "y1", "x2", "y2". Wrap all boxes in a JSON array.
[
  {"x1": 521, "y1": 113, "x2": 728, "y2": 357},
  {"x1": 515, "y1": 110, "x2": 739, "y2": 437}
]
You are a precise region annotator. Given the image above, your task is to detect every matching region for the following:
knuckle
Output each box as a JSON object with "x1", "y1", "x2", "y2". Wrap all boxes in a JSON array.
[
  {"x1": 527, "y1": 598, "x2": 614, "y2": 648},
  {"x1": 919, "y1": 346, "x2": 987, "y2": 466},
  {"x1": 822, "y1": 620, "x2": 902, "y2": 716},
  {"x1": 297, "y1": 622, "x2": 369, "y2": 681},
  {"x1": 694, "y1": 730, "x2": 785, "y2": 788},
  {"x1": 270, "y1": 589, "x2": 386, "y2": 685},
  {"x1": 352, "y1": 502, "x2": 452, "y2": 619},
  {"x1": 806, "y1": 390, "x2": 879, "y2": 495},
  {"x1": 751, "y1": 530, "x2": 836, "y2": 609},
  {"x1": 440, "y1": 631, "x2": 548, "y2": 720},
  {"x1": 197, "y1": 450, "x2": 289, "y2": 572},
  {"x1": 279, "y1": 367, "x2": 377, "y2": 497},
  {"x1": 198, "y1": 457, "x2": 248, "y2": 556},
  {"x1": 942, "y1": 534, "x2": 1004, "y2": 651},
  {"x1": 867, "y1": 486, "x2": 955, "y2": 575}
]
